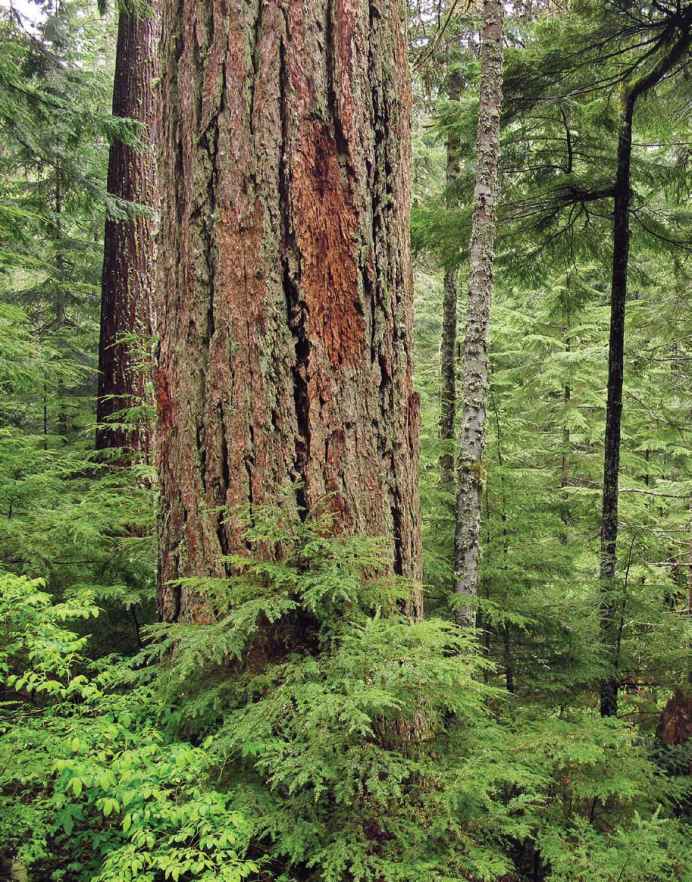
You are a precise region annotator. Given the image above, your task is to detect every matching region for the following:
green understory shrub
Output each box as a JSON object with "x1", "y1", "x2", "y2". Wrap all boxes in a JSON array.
[
  {"x1": 144, "y1": 509, "x2": 690, "y2": 882},
  {"x1": 1, "y1": 511, "x2": 688, "y2": 881},
  {"x1": 0, "y1": 573, "x2": 256, "y2": 882}
]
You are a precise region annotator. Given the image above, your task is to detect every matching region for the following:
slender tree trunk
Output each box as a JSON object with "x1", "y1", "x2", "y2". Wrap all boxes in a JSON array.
[
  {"x1": 598, "y1": 96, "x2": 632, "y2": 716},
  {"x1": 96, "y1": 0, "x2": 159, "y2": 454},
  {"x1": 492, "y1": 396, "x2": 514, "y2": 691},
  {"x1": 599, "y1": 20, "x2": 691, "y2": 716},
  {"x1": 54, "y1": 171, "x2": 68, "y2": 441},
  {"x1": 454, "y1": 0, "x2": 503, "y2": 626},
  {"x1": 503, "y1": 624, "x2": 514, "y2": 693},
  {"x1": 439, "y1": 62, "x2": 463, "y2": 489},
  {"x1": 42, "y1": 384, "x2": 48, "y2": 448},
  {"x1": 156, "y1": 0, "x2": 420, "y2": 623},
  {"x1": 559, "y1": 280, "x2": 572, "y2": 537}
]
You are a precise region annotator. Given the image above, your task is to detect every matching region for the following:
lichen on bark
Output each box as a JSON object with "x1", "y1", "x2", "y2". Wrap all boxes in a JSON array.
[{"x1": 454, "y1": 0, "x2": 504, "y2": 626}]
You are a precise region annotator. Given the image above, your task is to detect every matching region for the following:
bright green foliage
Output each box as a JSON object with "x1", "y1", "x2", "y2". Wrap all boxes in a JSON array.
[
  {"x1": 2, "y1": 522, "x2": 689, "y2": 881},
  {"x1": 139, "y1": 511, "x2": 687, "y2": 882},
  {"x1": 0, "y1": 573, "x2": 257, "y2": 882},
  {"x1": 539, "y1": 814, "x2": 688, "y2": 882}
]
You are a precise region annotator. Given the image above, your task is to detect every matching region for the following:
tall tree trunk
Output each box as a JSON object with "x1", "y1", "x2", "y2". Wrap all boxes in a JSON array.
[
  {"x1": 96, "y1": 0, "x2": 159, "y2": 454},
  {"x1": 54, "y1": 169, "x2": 68, "y2": 441},
  {"x1": 439, "y1": 61, "x2": 463, "y2": 490},
  {"x1": 156, "y1": 0, "x2": 420, "y2": 623},
  {"x1": 454, "y1": 0, "x2": 503, "y2": 626},
  {"x1": 559, "y1": 278, "x2": 572, "y2": 538},
  {"x1": 598, "y1": 94, "x2": 633, "y2": 718},
  {"x1": 599, "y1": 19, "x2": 691, "y2": 716}
]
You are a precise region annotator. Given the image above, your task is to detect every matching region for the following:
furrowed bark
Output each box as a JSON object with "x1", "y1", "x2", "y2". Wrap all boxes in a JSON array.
[
  {"x1": 96, "y1": 0, "x2": 159, "y2": 454},
  {"x1": 454, "y1": 0, "x2": 503, "y2": 626},
  {"x1": 156, "y1": 0, "x2": 420, "y2": 623}
]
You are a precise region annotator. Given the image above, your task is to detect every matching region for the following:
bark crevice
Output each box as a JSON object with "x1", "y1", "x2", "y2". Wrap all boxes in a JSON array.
[{"x1": 156, "y1": 0, "x2": 421, "y2": 617}]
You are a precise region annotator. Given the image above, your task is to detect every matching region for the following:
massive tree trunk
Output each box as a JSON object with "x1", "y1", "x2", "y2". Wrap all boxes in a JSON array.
[
  {"x1": 438, "y1": 61, "x2": 463, "y2": 490},
  {"x1": 599, "y1": 18, "x2": 691, "y2": 717},
  {"x1": 96, "y1": 0, "x2": 159, "y2": 453},
  {"x1": 156, "y1": 0, "x2": 420, "y2": 623},
  {"x1": 453, "y1": 0, "x2": 503, "y2": 626}
]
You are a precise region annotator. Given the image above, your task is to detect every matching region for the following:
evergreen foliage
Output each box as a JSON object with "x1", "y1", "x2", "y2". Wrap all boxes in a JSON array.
[{"x1": 0, "y1": 1, "x2": 689, "y2": 880}]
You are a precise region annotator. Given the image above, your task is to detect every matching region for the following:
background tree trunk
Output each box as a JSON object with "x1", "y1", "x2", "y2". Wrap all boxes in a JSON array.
[
  {"x1": 96, "y1": 0, "x2": 159, "y2": 454},
  {"x1": 156, "y1": 0, "x2": 420, "y2": 623},
  {"x1": 454, "y1": 0, "x2": 503, "y2": 626},
  {"x1": 598, "y1": 94, "x2": 632, "y2": 718},
  {"x1": 599, "y1": 19, "x2": 691, "y2": 716},
  {"x1": 438, "y1": 60, "x2": 463, "y2": 490}
]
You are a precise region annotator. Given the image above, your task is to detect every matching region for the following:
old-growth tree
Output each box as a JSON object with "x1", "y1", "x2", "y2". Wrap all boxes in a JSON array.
[
  {"x1": 156, "y1": 0, "x2": 420, "y2": 621},
  {"x1": 454, "y1": 0, "x2": 503, "y2": 625},
  {"x1": 96, "y1": 0, "x2": 159, "y2": 452}
]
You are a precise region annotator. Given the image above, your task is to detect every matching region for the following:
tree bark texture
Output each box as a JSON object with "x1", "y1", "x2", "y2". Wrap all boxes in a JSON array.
[
  {"x1": 156, "y1": 0, "x2": 420, "y2": 623},
  {"x1": 96, "y1": 1, "x2": 160, "y2": 453},
  {"x1": 438, "y1": 60, "x2": 463, "y2": 490},
  {"x1": 599, "y1": 16, "x2": 691, "y2": 716},
  {"x1": 453, "y1": 0, "x2": 503, "y2": 626}
]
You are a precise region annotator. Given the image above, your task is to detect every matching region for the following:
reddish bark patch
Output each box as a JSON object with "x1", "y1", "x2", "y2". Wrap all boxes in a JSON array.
[
  {"x1": 293, "y1": 122, "x2": 364, "y2": 368},
  {"x1": 154, "y1": 367, "x2": 173, "y2": 431},
  {"x1": 657, "y1": 688, "x2": 692, "y2": 746}
]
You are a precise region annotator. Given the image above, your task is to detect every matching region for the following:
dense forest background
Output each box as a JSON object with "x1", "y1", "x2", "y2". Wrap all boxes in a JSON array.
[{"x1": 0, "y1": 1, "x2": 690, "y2": 880}]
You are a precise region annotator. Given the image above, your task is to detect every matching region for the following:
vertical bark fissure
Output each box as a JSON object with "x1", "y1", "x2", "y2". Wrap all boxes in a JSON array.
[
  {"x1": 454, "y1": 0, "x2": 504, "y2": 626},
  {"x1": 277, "y1": 19, "x2": 311, "y2": 520},
  {"x1": 156, "y1": 0, "x2": 420, "y2": 619},
  {"x1": 215, "y1": 400, "x2": 231, "y2": 557},
  {"x1": 326, "y1": 0, "x2": 349, "y2": 157},
  {"x1": 369, "y1": 3, "x2": 414, "y2": 582},
  {"x1": 249, "y1": 0, "x2": 264, "y2": 133}
]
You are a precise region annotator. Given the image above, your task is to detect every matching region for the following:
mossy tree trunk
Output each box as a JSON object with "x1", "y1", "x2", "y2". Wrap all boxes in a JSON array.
[
  {"x1": 155, "y1": 0, "x2": 420, "y2": 622},
  {"x1": 96, "y1": 0, "x2": 159, "y2": 453},
  {"x1": 454, "y1": 0, "x2": 503, "y2": 626}
]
